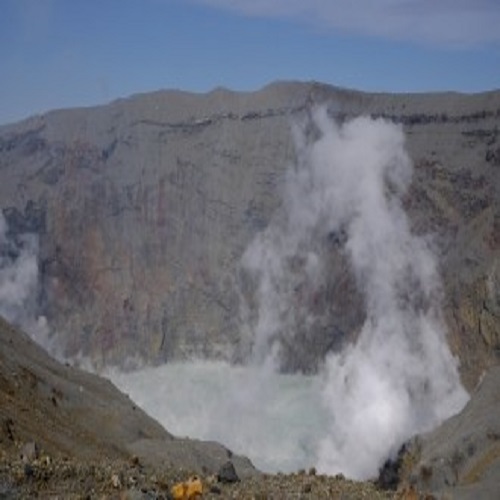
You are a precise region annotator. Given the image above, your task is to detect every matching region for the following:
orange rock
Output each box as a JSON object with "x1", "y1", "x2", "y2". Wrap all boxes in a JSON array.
[{"x1": 171, "y1": 475, "x2": 203, "y2": 499}]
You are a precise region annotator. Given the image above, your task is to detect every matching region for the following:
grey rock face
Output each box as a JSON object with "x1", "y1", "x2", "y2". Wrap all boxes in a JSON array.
[
  {"x1": 0, "y1": 81, "x2": 499, "y2": 386},
  {"x1": 217, "y1": 461, "x2": 240, "y2": 483},
  {"x1": 404, "y1": 365, "x2": 500, "y2": 498}
]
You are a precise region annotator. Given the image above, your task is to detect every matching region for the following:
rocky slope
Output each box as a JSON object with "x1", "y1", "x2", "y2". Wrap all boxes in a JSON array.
[
  {"x1": 400, "y1": 365, "x2": 500, "y2": 499},
  {"x1": 0, "y1": 81, "x2": 499, "y2": 387},
  {"x1": 0, "y1": 315, "x2": 396, "y2": 498},
  {"x1": 0, "y1": 315, "x2": 255, "y2": 479}
]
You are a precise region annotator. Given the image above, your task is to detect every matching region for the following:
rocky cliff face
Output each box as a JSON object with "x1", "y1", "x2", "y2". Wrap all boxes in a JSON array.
[{"x1": 0, "y1": 81, "x2": 499, "y2": 387}]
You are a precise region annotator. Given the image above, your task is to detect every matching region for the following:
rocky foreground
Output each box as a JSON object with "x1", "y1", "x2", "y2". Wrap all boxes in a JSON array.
[
  {"x1": 0, "y1": 454, "x2": 398, "y2": 499},
  {"x1": 0, "y1": 315, "x2": 398, "y2": 499},
  {"x1": 1, "y1": 314, "x2": 500, "y2": 498}
]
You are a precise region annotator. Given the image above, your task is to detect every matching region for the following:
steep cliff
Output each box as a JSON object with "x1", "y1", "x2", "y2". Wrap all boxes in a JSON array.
[{"x1": 0, "y1": 81, "x2": 499, "y2": 387}]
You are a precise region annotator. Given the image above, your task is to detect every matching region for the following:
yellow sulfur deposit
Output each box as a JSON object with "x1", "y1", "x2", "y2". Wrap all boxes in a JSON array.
[{"x1": 171, "y1": 475, "x2": 203, "y2": 499}]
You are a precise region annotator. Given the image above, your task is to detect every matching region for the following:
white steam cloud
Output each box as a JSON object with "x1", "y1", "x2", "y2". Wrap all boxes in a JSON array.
[
  {"x1": 0, "y1": 210, "x2": 50, "y2": 347},
  {"x1": 111, "y1": 109, "x2": 468, "y2": 479},
  {"x1": 242, "y1": 109, "x2": 468, "y2": 478}
]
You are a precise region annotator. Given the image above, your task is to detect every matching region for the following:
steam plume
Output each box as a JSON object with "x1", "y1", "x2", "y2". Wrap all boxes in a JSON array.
[
  {"x1": 0, "y1": 210, "x2": 50, "y2": 347},
  {"x1": 242, "y1": 108, "x2": 468, "y2": 478}
]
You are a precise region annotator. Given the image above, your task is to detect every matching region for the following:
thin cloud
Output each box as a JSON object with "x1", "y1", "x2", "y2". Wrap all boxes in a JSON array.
[{"x1": 192, "y1": 0, "x2": 500, "y2": 46}]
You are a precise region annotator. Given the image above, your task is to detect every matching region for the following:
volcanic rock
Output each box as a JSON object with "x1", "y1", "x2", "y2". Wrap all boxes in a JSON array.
[
  {"x1": 19, "y1": 441, "x2": 39, "y2": 463},
  {"x1": 217, "y1": 461, "x2": 239, "y2": 484},
  {"x1": 401, "y1": 364, "x2": 500, "y2": 498}
]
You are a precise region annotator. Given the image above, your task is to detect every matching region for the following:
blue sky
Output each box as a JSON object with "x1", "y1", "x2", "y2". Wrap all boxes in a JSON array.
[{"x1": 1, "y1": 0, "x2": 499, "y2": 125}]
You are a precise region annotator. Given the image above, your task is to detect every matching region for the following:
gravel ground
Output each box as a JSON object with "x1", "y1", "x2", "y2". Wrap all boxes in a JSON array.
[{"x1": 0, "y1": 448, "x2": 397, "y2": 499}]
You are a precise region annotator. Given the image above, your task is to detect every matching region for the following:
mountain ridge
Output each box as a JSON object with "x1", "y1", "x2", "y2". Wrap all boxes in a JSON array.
[{"x1": 0, "y1": 81, "x2": 499, "y2": 389}]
